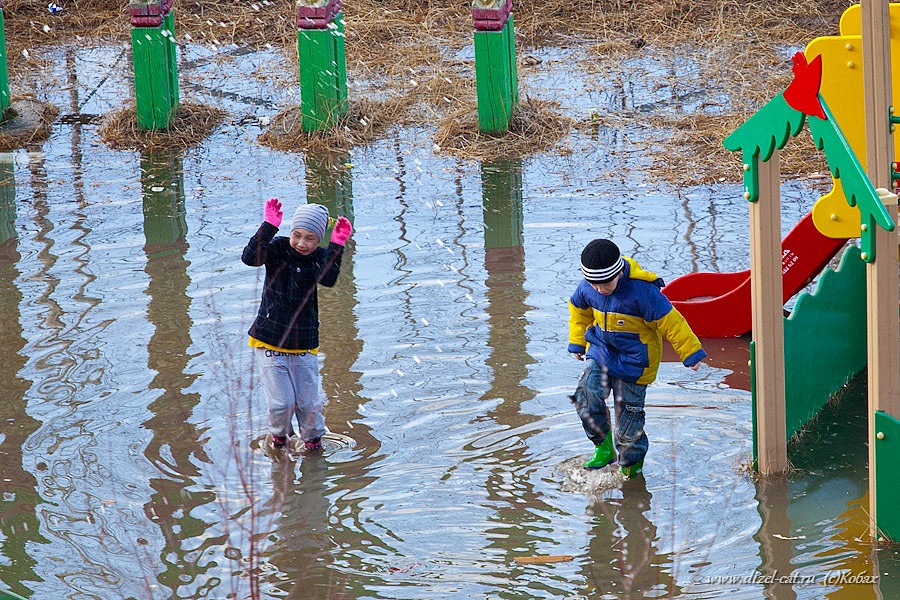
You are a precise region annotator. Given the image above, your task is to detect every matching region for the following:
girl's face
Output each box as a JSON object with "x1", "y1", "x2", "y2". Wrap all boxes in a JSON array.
[
  {"x1": 290, "y1": 228, "x2": 320, "y2": 255},
  {"x1": 590, "y1": 273, "x2": 620, "y2": 295}
]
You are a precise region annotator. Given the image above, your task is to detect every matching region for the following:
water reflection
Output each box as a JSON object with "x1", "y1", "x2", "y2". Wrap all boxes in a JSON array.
[
  {"x1": 0, "y1": 157, "x2": 43, "y2": 597},
  {"x1": 782, "y1": 378, "x2": 878, "y2": 600},
  {"x1": 480, "y1": 159, "x2": 535, "y2": 416},
  {"x1": 583, "y1": 478, "x2": 681, "y2": 597},
  {"x1": 261, "y1": 151, "x2": 382, "y2": 596},
  {"x1": 754, "y1": 477, "x2": 797, "y2": 600},
  {"x1": 266, "y1": 457, "x2": 343, "y2": 598},
  {"x1": 138, "y1": 151, "x2": 218, "y2": 596},
  {"x1": 478, "y1": 160, "x2": 557, "y2": 582}
]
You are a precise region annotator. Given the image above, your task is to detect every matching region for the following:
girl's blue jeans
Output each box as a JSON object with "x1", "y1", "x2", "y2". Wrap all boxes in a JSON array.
[{"x1": 571, "y1": 358, "x2": 649, "y2": 468}]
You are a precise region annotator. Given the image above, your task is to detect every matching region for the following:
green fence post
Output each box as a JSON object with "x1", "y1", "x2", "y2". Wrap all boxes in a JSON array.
[
  {"x1": 0, "y1": 2, "x2": 9, "y2": 113},
  {"x1": 473, "y1": 0, "x2": 518, "y2": 133},
  {"x1": 297, "y1": 0, "x2": 348, "y2": 132},
  {"x1": 130, "y1": 0, "x2": 179, "y2": 130}
]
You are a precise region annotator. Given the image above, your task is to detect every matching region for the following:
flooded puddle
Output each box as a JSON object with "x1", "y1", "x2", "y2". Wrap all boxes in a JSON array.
[{"x1": 0, "y1": 40, "x2": 898, "y2": 599}]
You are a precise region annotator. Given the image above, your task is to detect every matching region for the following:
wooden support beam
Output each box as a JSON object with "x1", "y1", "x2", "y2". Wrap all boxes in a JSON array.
[
  {"x1": 861, "y1": 0, "x2": 900, "y2": 541},
  {"x1": 750, "y1": 152, "x2": 787, "y2": 475}
]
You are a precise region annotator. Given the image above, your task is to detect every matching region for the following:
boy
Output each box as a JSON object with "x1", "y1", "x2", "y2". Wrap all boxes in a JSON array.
[
  {"x1": 568, "y1": 239, "x2": 706, "y2": 477},
  {"x1": 242, "y1": 198, "x2": 353, "y2": 452}
]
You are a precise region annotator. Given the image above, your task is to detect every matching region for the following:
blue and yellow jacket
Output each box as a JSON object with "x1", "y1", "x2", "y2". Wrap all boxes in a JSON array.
[{"x1": 568, "y1": 257, "x2": 706, "y2": 385}]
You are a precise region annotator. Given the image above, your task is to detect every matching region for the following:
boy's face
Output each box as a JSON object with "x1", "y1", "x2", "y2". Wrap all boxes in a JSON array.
[
  {"x1": 590, "y1": 273, "x2": 620, "y2": 295},
  {"x1": 290, "y1": 228, "x2": 320, "y2": 255}
]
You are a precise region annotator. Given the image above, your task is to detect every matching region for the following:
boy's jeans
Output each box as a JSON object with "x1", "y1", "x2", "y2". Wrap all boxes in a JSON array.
[
  {"x1": 257, "y1": 348, "x2": 326, "y2": 442},
  {"x1": 571, "y1": 358, "x2": 649, "y2": 468}
]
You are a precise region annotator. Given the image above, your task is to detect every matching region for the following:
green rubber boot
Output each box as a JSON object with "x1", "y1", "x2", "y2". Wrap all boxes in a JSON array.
[
  {"x1": 583, "y1": 436, "x2": 616, "y2": 469},
  {"x1": 621, "y1": 458, "x2": 644, "y2": 479}
]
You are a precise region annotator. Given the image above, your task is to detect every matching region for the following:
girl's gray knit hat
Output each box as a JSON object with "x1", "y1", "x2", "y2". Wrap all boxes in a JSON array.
[{"x1": 290, "y1": 203, "x2": 330, "y2": 240}]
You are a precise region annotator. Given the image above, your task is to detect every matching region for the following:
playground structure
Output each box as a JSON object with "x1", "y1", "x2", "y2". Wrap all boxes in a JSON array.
[
  {"x1": 665, "y1": 1, "x2": 900, "y2": 541},
  {"x1": 0, "y1": 0, "x2": 894, "y2": 547}
]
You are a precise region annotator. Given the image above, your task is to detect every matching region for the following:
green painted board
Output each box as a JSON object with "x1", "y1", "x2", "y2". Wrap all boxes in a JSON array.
[
  {"x1": 474, "y1": 18, "x2": 517, "y2": 133},
  {"x1": 506, "y1": 14, "x2": 518, "y2": 111},
  {"x1": 750, "y1": 340, "x2": 758, "y2": 468},
  {"x1": 297, "y1": 17, "x2": 348, "y2": 132},
  {"x1": 131, "y1": 22, "x2": 178, "y2": 129},
  {"x1": 334, "y1": 16, "x2": 347, "y2": 113},
  {"x1": 164, "y1": 12, "x2": 179, "y2": 108},
  {"x1": 0, "y1": 10, "x2": 9, "y2": 112},
  {"x1": 783, "y1": 245, "x2": 867, "y2": 440},
  {"x1": 874, "y1": 410, "x2": 900, "y2": 541}
]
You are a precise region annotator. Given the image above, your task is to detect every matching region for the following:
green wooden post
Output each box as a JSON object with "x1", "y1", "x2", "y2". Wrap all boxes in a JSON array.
[
  {"x1": 297, "y1": 0, "x2": 348, "y2": 132},
  {"x1": 0, "y1": 3, "x2": 9, "y2": 113},
  {"x1": 473, "y1": 0, "x2": 518, "y2": 133},
  {"x1": 130, "y1": 0, "x2": 179, "y2": 130}
]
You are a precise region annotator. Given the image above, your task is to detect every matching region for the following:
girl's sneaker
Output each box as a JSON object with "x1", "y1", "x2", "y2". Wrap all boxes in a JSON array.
[
  {"x1": 272, "y1": 435, "x2": 288, "y2": 449},
  {"x1": 304, "y1": 437, "x2": 323, "y2": 452}
]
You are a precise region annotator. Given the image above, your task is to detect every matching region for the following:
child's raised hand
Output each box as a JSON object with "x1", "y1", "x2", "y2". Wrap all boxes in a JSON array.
[
  {"x1": 264, "y1": 198, "x2": 283, "y2": 228},
  {"x1": 330, "y1": 216, "x2": 353, "y2": 246}
]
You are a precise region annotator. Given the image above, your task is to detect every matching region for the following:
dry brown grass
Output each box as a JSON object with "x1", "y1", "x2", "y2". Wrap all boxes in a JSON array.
[
  {"x1": 98, "y1": 101, "x2": 227, "y2": 150},
  {"x1": 1, "y1": 0, "x2": 848, "y2": 177},
  {"x1": 435, "y1": 96, "x2": 573, "y2": 160},
  {"x1": 259, "y1": 96, "x2": 412, "y2": 153}
]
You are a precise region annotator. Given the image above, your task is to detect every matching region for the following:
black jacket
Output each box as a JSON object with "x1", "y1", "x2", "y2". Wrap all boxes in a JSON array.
[{"x1": 241, "y1": 222, "x2": 343, "y2": 350}]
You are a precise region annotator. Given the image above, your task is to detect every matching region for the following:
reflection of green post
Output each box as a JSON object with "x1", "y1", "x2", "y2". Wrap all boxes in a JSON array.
[
  {"x1": 482, "y1": 160, "x2": 523, "y2": 250},
  {"x1": 297, "y1": 0, "x2": 348, "y2": 132},
  {"x1": 0, "y1": 3, "x2": 10, "y2": 113},
  {"x1": 305, "y1": 152, "x2": 353, "y2": 239},
  {"x1": 0, "y1": 155, "x2": 14, "y2": 244},
  {"x1": 140, "y1": 151, "x2": 187, "y2": 253},
  {"x1": 473, "y1": 0, "x2": 518, "y2": 133},
  {"x1": 130, "y1": 0, "x2": 179, "y2": 130}
]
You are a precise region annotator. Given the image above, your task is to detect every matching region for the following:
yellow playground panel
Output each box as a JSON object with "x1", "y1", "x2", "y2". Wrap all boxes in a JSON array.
[{"x1": 807, "y1": 3, "x2": 900, "y2": 239}]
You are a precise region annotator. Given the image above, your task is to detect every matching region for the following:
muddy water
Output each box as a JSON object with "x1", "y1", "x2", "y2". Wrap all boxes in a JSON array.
[{"x1": 1, "y1": 40, "x2": 899, "y2": 599}]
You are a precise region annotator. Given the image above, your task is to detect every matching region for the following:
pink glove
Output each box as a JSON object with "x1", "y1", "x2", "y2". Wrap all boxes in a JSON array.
[
  {"x1": 264, "y1": 198, "x2": 283, "y2": 228},
  {"x1": 330, "y1": 216, "x2": 353, "y2": 246}
]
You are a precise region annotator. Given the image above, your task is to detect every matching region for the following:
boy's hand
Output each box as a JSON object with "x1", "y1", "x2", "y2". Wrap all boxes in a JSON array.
[
  {"x1": 331, "y1": 216, "x2": 353, "y2": 246},
  {"x1": 690, "y1": 362, "x2": 704, "y2": 371},
  {"x1": 573, "y1": 353, "x2": 584, "y2": 361},
  {"x1": 264, "y1": 198, "x2": 283, "y2": 228}
]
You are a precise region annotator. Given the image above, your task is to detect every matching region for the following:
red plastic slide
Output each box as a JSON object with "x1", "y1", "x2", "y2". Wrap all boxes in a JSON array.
[{"x1": 661, "y1": 212, "x2": 847, "y2": 337}]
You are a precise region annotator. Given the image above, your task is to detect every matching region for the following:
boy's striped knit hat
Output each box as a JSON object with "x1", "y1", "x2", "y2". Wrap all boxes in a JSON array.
[
  {"x1": 580, "y1": 239, "x2": 625, "y2": 283},
  {"x1": 290, "y1": 203, "x2": 330, "y2": 240}
]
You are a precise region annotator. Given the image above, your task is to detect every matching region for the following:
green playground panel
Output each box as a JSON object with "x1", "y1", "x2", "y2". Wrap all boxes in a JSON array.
[
  {"x1": 783, "y1": 244, "x2": 867, "y2": 439},
  {"x1": 751, "y1": 245, "x2": 867, "y2": 466},
  {"x1": 874, "y1": 410, "x2": 900, "y2": 542}
]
